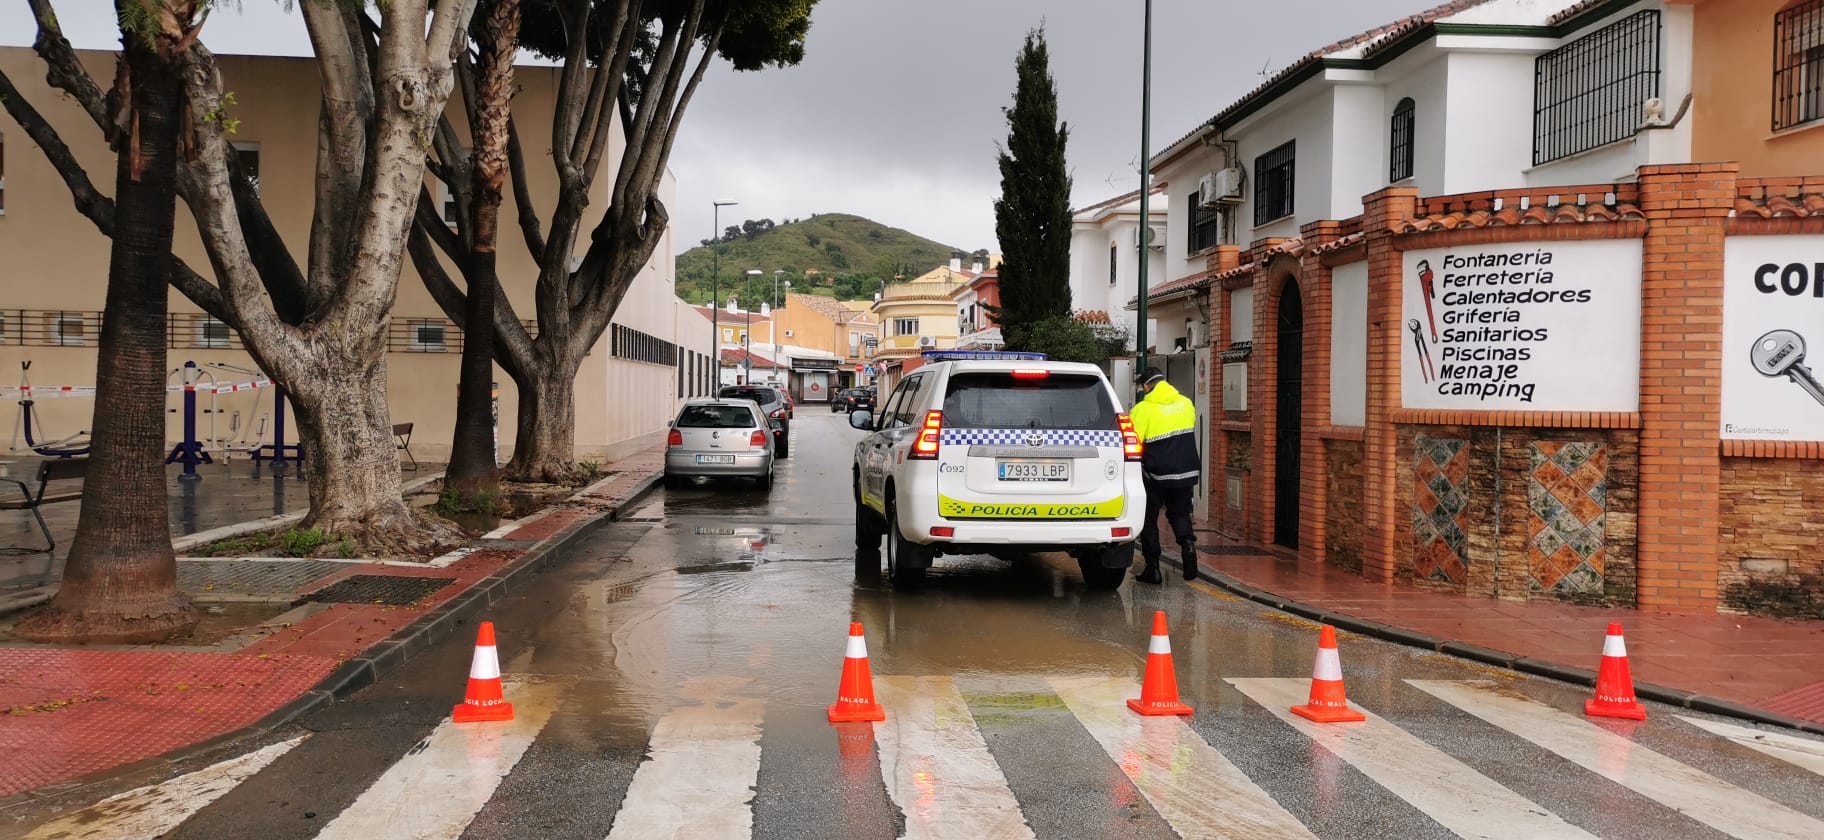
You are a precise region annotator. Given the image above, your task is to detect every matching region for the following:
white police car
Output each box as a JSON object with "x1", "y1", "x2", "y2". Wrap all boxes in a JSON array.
[{"x1": 847, "y1": 351, "x2": 1145, "y2": 588}]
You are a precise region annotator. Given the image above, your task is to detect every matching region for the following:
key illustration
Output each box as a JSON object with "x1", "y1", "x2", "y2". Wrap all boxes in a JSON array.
[{"x1": 1751, "y1": 329, "x2": 1824, "y2": 407}]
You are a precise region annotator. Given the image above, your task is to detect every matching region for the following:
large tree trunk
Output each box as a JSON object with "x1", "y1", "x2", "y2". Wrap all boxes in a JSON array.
[
  {"x1": 16, "y1": 32, "x2": 196, "y2": 644},
  {"x1": 447, "y1": 0, "x2": 519, "y2": 501},
  {"x1": 504, "y1": 350, "x2": 583, "y2": 483},
  {"x1": 284, "y1": 351, "x2": 451, "y2": 555}
]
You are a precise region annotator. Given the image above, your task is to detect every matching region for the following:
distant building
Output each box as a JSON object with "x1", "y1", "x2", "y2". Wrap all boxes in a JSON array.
[
  {"x1": 769, "y1": 293, "x2": 881, "y2": 391},
  {"x1": 952, "y1": 270, "x2": 1004, "y2": 351}
]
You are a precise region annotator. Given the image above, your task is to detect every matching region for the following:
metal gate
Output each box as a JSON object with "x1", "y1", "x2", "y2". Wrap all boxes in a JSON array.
[{"x1": 1274, "y1": 286, "x2": 1303, "y2": 548}]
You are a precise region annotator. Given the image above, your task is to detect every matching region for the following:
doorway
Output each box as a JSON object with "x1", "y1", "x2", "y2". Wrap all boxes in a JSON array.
[{"x1": 1274, "y1": 282, "x2": 1303, "y2": 549}]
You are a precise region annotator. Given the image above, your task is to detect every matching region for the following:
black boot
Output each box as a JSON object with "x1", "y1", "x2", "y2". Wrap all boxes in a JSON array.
[
  {"x1": 1135, "y1": 556, "x2": 1163, "y2": 584},
  {"x1": 1180, "y1": 541, "x2": 1199, "y2": 581}
]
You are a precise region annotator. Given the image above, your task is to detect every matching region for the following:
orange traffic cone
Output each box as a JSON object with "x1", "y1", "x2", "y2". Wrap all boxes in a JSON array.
[
  {"x1": 1585, "y1": 622, "x2": 1647, "y2": 720},
  {"x1": 827, "y1": 622, "x2": 886, "y2": 723},
  {"x1": 1127, "y1": 611, "x2": 1193, "y2": 716},
  {"x1": 1291, "y1": 625, "x2": 1365, "y2": 723},
  {"x1": 452, "y1": 621, "x2": 515, "y2": 723}
]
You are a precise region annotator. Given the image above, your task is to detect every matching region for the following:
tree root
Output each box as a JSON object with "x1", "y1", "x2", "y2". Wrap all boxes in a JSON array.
[{"x1": 13, "y1": 597, "x2": 199, "y2": 645}]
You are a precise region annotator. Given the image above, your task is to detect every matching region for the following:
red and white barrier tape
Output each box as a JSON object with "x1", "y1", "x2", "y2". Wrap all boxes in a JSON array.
[{"x1": 1, "y1": 378, "x2": 274, "y2": 399}]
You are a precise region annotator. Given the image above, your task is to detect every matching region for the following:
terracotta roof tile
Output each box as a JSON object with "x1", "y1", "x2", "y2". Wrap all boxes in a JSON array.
[
  {"x1": 1073, "y1": 310, "x2": 1113, "y2": 325},
  {"x1": 1310, "y1": 231, "x2": 1366, "y2": 256},
  {"x1": 1546, "y1": 0, "x2": 1607, "y2": 26},
  {"x1": 1734, "y1": 194, "x2": 1824, "y2": 218},
  {"x1": 1394, "y1": 200, "x2": 1644, "y2": 233},
  {"x1": 720, "y1": 348, "x2": 780, "y2": 369}
]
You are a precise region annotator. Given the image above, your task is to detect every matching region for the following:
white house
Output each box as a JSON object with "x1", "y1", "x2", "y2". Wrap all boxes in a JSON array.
[
  {"x1": 1150, "y1": 0, "x2": 1695, "y2": 274},
  {"x1": 1068, "y1": 188, "x2": 1166, "y2": 353}
]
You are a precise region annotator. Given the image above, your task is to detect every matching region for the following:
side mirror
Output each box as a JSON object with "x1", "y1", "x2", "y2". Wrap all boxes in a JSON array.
[{"x1": 848, "y1": 410, "x2": 873, "y2": 430}]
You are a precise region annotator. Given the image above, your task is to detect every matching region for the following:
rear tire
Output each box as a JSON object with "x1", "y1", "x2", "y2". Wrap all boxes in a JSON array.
[
  {"x1": 756, "y1": 471, "x2": 773, "y2": 492},
  {"x1": 885, "y1": 496, "x2": 929, "y2": 587},
  {"x1": 1078, "y1": 558, "x2": 1128, "y2": 591},
  {"x1": 662, "y1": 473, "x2": 682, "y2": 491}
]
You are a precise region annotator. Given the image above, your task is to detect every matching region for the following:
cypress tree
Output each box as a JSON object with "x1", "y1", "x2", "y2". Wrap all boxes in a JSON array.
[{"x1": 992, "y1": 27, "x2": 1073, "y2": 345}]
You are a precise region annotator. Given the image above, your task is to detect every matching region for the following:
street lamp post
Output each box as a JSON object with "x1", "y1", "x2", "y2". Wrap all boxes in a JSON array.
[
  {"x1": 1134, "y1": 0, "x2": 1154, "y2": 381},
  {"x1": 746, "y1": 269, "x2": 762, "y2": 384},
  {"x1": 712, "y1": 200, "x2": 738, "y2": 387},
  {"x1": 773, "y1": 269, "x2": 786, "y2": 309}
]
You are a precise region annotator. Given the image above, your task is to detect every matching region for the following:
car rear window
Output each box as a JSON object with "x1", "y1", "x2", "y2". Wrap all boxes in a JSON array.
[
  {"x1": 941, "y1": 372, "x2": 1116, "y2": 430},
  {"x1": 678, "y1": 404, "x2": 757, "y2": 428},
  {"x1": 719, "y1": 387, "x2": 778, "y2": 406}
]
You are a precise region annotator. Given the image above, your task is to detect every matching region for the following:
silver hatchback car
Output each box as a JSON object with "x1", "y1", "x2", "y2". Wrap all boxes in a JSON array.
[{"x1": 664, "y1": 398, "x2": 777, "y2": 491}]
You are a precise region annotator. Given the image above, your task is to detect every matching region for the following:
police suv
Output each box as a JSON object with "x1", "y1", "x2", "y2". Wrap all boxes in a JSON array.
[{"x1": 847, "y1": 352, "x2": 1145, "y2": 588}]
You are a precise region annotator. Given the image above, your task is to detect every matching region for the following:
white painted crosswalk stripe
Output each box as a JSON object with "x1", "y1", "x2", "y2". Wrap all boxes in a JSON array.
[
  {"x1": 25, "y1": 736, "x2": 306, "y2": 840},
  {"x1": 1228, "y1": 677, "x2": 1595, "y2": 840},
  {"x1": 1411, "y1": 680, "x2": 1824, "y2": 840},
  {"x1": 1051, "y1": 675, "x2": 1318, "y2": 840},
  {"x1": 1677, "y1": 715, "x2": 1824, "y2": 777},
  {"x1": 313, "y1": 678, "x2": 564, "y2": 840},
  {"x1": 873, "y1": 675, "x2": 1036, "y2": 840},
  {"x1": 605, "y1": 676, "x2": 766, "y2": 840}
]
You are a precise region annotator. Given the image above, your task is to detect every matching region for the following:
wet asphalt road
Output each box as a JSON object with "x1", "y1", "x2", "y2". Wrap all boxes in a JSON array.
[{"x1": 8, "y1": 412, "x2": 1824, "y2": 839}]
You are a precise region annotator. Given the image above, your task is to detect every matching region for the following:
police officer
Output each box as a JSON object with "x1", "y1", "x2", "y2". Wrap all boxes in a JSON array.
[{"x1": 1130, "y1": 367, "x2": 1199, "y2": 583}]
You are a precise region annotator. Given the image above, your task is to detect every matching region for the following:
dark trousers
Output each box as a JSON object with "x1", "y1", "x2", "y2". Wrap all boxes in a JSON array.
[{"x1": 1140, "y1": 482, "x2": 1196, "y2": 558}]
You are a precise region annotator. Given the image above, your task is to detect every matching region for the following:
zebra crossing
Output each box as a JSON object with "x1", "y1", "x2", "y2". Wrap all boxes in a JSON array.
[{"x1": 19, "y1": 676, "x2": 1824, "y2": 840}]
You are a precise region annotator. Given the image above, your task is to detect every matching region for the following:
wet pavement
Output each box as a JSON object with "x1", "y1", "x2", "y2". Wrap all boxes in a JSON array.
[{"x1": 4, "y1": 413, "x2": 1823, "y2": 839}]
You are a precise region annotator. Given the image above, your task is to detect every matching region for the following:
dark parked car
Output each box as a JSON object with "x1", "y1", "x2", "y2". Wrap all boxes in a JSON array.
[
  {"x1": 831, "y1": 387, "x2": 875, "y2": 414},
  {"x1": 718, "y1": 385, "x2": 791, "y2": 457}
]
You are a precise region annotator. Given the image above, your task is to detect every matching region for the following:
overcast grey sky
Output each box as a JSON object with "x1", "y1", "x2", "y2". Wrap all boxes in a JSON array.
[{"x1": 1, "y1": 0, "x2": 1429, "y2": 255}]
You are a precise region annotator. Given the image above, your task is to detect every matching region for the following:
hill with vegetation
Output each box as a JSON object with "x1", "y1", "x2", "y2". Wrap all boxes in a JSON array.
[{"x1": 675, "y1": 213, "x2": 979, "y2": 304}]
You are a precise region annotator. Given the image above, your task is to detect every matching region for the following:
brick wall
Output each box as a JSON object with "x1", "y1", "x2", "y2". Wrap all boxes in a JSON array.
[
  {"x1": 1325, "y1": 438, "x2": 1364, "y2": 574},
  {"x1": 1719, "y1": 457, "x2": 1824, "y2": 619}
]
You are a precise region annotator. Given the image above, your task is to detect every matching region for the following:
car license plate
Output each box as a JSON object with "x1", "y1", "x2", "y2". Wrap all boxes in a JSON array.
[
  {"x1": 696, "y1": 455, "x2": 735, "y2": 464},
  {"x1": 998, "y1": 460, "x2": 1069, "y2": 482}
]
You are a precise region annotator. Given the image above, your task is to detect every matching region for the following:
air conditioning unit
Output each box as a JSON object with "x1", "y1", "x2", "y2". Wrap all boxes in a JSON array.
[
  {"x1": 1212, "y1": 167, "x2": 1245, "y2": 202},
  {"x1": 1197, "y1": 173, "x2": 1223, "y2": 206},
  {"x1": 917, "y1": 335, "x2": 937, "y2": 348},
  {"x1": 1147, "y1": 224, "x2": 1166, "y2": 251}
]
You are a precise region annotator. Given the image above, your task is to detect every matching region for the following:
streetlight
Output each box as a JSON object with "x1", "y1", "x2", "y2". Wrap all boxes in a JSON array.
[
  {"x1": 711, "y1": 200, "x2": 738, "y2": 385},
  {"x1": 1134, "y1": 0, "x2": 1154, "y2": 381},
  {"x1": 773, "y1": 268, "x2": 787, "y2": 309},
  {"x1": 746, "y1": 269, "x2": 762, "y2": 383}
]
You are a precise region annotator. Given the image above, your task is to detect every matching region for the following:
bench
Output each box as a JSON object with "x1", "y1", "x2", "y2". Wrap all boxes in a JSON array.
[
  {"x1": 1, "y1": 458, "x2": 87, "y2": 552},
  {"x1": 393, "y1": 423, "x2": 418, "y2": 470}
]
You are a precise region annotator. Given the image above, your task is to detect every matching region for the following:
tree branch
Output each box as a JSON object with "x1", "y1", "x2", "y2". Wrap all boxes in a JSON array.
[
  {"x1": 26, "y1": 0, "x2": 108, "y2": 134},
  {"x1": 506, "y1": 118, "x2": 545, "y2": 264}
]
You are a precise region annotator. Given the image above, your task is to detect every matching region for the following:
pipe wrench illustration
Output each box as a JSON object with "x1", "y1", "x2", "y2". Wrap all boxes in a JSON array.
[{"x1": 1416, "y1": 259, "x2": 1439, "y2": 342}]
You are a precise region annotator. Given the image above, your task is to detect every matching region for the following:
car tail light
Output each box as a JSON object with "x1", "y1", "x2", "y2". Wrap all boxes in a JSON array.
[
  {"x1": 1117, "y1": 414, "x2": 1142, "y2": 462},
  {"x1": 772, "y1": 409, "x2": 787, "y2": 418},
  {"x1": 750, "y1": 430, "x2": 768, "y2": 448},
  {"x1": 929, "y1": 526, "x2": 955, "y2": 538},
  {"x1": 910, "y1": 410, "x2": 943, "y2": 459},
  {"x1": 1010, "y1": 368, "x2": 1050, "y2": 379},
  {"x1": 1112, "y1": 527, "x2": 1131, "y2": 538},
  {"x1": 667, "y1": 429, "x2": 683, "y2": 447}
]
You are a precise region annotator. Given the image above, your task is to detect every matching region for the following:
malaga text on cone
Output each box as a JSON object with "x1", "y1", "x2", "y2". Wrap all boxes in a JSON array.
[
  {"x1": 1127, "y1": 611, "x2": 1193, "y2": 716},
  {"x1": 1585, "y1": 622, "x2": 1647, "y2": 720},
  {"x1": 1291, "y1": 624, "x2": 1365, "y2": 723},
  {"x1": 828, "y1": 622, "x2": 886, "y2": 723},
  {"x1": 453, "y1": 621, "x2": 516, "y2": 723}
]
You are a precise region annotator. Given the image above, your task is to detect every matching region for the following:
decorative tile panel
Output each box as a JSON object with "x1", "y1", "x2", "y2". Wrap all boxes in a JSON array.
[
  {"x1": 1411, "y1": 435, "x2": 1469, "y2": 585},
  {"x1": 1528, "y1": 441, "x2": 1608, "y2": 595}
]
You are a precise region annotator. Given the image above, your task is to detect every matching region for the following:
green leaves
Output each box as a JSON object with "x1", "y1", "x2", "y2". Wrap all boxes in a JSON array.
[{"x1": 993, "y1": 26, "x2": 1074, "y2": 342}]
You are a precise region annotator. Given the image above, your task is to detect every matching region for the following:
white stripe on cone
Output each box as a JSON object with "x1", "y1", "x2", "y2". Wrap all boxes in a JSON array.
[
  {"x1": 470, "y1": 644, "x2": 502, "y2": 680},
  {"x1": 1312, "y1": 647, "x2": 1344, "y2": 682},
  {"x1": 1148, "y1": 634, "x2": 1172, "y2": 655},
  {"x1": 1602, "y1": 632, "x2": 1627, "y2": 658},
  {"x1": 845, "y1": 634, "x2": 868, "y2": 659}
]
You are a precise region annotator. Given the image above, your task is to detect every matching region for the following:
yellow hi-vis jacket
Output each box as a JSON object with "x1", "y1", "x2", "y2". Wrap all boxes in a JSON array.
[{"x1": 1131, "y1": 381, "x2": 1200, "y2": 488}]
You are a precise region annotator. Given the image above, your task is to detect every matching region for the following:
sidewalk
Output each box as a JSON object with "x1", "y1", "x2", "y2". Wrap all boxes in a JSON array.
[
  {"x1": 0, "y1": 447, "x2": 664, "y2": 799},
  {"x1": 1183, "y1": 526, "x2": 1824, "y2": 730}
]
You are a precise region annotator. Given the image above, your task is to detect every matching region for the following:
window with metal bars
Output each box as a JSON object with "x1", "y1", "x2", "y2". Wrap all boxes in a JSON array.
[
  {"x1": 1532, "y1": 10, "x2": 1661, "y2": 165},
  {"x1": 1189, "y1": 191, "x2": 1222, "y2": 252},
  {"x1": 1776, "y1": 0, "x2": 1824, "y2": 130},
  {"x1": 1390, "y1": 98, "x2": 1416, "y2": 182},
  {"x1": 1253, "y1": 142, "x2": 1296, "y2": 227}
]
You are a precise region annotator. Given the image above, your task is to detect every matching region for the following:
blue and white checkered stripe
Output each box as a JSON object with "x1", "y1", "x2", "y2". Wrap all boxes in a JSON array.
[{"x1": 938, "y1": 428, "x2": 1122, "y2": 447}]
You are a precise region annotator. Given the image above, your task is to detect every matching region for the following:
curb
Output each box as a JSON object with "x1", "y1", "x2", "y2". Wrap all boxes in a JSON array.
[
  {"x1": 0, "y1": 467, "x2": 663, "y2": 810},
  {"x1": 1165, "y1": 550, "x2": 1824, "y2": 737}
]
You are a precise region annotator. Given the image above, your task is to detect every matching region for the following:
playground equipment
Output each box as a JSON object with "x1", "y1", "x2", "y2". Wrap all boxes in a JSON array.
[
  {"x1": 250, "y1": 385, "x2": 304, "y2": 469},
  {"x1": 7, "y1": 362, "x2": 91, "y2": 458},
  {"x1": 165, "y1": 361, "x2": 215, "y2": 479}
]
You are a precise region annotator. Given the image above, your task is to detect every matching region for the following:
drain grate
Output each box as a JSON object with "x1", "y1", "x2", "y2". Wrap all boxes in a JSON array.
[
  {"x1": 305, "y1": 574, "x2": 455, "y2": 606},
  {"x1": 1198, "y1": 545, "x2": 1274, "y2": 556}
]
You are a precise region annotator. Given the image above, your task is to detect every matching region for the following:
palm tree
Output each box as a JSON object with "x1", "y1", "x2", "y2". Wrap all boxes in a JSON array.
[{"x1": 14, "y1": 0, "x2": 201, "y2": 642}]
